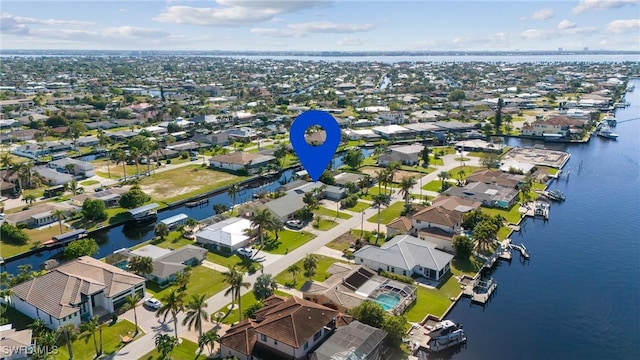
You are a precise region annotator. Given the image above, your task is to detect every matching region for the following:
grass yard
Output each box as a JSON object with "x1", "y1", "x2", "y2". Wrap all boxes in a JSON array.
[
  {"x1": 145, "y1": 266, "x2": 228, "y2": 301},
  {"x1": 345, "y1": 201, "x2": 371, "y2": 213},
  {"x1": 205, "y1": 251, "x2": 246, "y2": 269},
  {"x1": 314, "y1": 219, "x2": 338, "y2": 231},
  {"x1": 215, "y1": 290, "x2": 290, "y2": 325},
  {"x1": 138, "y1": 165, "x2": 249, "y2": 204},
  {"x1": 54, "y1": 320, "x2": 142, "y2": 360},
  {"x1": 141, "y1": 338, "x2": 205, "y2": 360},
  {"x1": 274, "y1": 255, "x2": 344, "y2": 289},
  {"x1": 366, "y1": 201, "x2": 404, "y2": 225},
  {"x1": 0, "y1": 224, "x2": 65, "y2": 258},
  {"x1": 314, "y1": 206, "x2": 352, "y2": 219},
  {"x1": 422, "y1": 180, "x2": 446, "y2": 192},
  {"x1": 482, "y1": 205, "x2": 523, "y2": 224},
  {"x1": 428, "y1": 156, "x2": 445, "y2": 166},
  {"x1": 448, "y1": 165, "x2": 482, "y2": 180},
  {"x1": 261, "y1": 229, "x2": 315, "y2": 255},
  {"x1": 360, "y1": 186, "x2": 395, "y2": 201},
  {"x1": 80, "y1": 179, "x2": 100, "y2": 186}
]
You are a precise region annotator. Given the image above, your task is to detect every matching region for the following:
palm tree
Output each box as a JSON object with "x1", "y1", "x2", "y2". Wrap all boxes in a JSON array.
[
  {"x1": 438, "y1": 171, "x2": 450, "y2": 192},
  {"x1": 399, "y1": 176, "x2": 416, "y2": 208},
  {"x1": 154, "y1": 222, "x2": 170, "y2": 240},
  {"x1": 69, "y1": 180, "x2": 79, "y2": 195},
  {"x1": 144, "y1": 141, "x2": 158, "y2": 174},
  {"x1": 56, "y1": 323, "x2": 78, "y2": 360},
  {"x1": 112, "y1": 149, "x2": 127, "y2": 181},
  {"x1": 388, "y1": 161, "x2": 401, "y2": 185},
  {"x1": 53, "y1": 209, "x2": 66, "y2": 234},
  {"x1": 156, "y1": 290, "x2": 185, "y2": 340},
  {"x1": 23, "y1": 194, "x2": 37, "y2": 207},
  {"x1": 183, "y1": 293, "x2": 209, "y2": 338},
  {"x1": 303, "y1": 254, "x2": 318, "y2": 281},
  {"x1": 287, "y1": 264, "x2": 301, "y2": 285},
  {"x1": 80, "y1": 316, "x2": 101, "y2": 357},
  {"x1": 222, "y1": 266, "x2": 250, "y2": 321},
  {"x1": 0, "y1": 151, "x2": 12, "y2": 170},
  {"x1": 128, "y1": 256, "x2": 154, "y2": 277},
  {"x1": 122, "y1": 293, "x2": 142, "y2": 335},
  {"x1": 227, "y1": 183, "x2": 239, "y2": 214},
  {"x1": 155, "y1": 334, "x2": 179, "y2": 360},
  {"x1": 250, "y1": 208, "x2": 276, "y2": 248},
  {"x1": 198, "y1": 330, "x2": 220, "y2": 358},
  {"x1": 372, "y1": 193, "x2": 390, "y2": 245},
  {"x1": 129, "y1": 147, "x2": 141, "y2": 178},
  {"x1": 253, "y1": 273, "x2": 278, "y2": 300},
  {"x1": 28, "y1": 319, "x2": 46, "y2": 337},
  {"x1": 374, "y1": 169, "x2": 386, "y2": 194}
]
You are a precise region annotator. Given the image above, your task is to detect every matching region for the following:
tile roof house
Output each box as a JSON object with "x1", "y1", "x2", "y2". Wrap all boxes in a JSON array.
[
  {"x1": 4, "y1": 202, "x2": 78, "y2": 228},
  {"x1": 310, "y1": 321, "x2": 388, "y2": 360},
  {"x1": 70, "y1": 188, "x2": 127, "y2": 208},
  {"x1": 0, "y1": 324, "x2": 33, "y2": 360},
  {"x1": 354, "y1": 235, "x2": 454, "y2": 281},
  {"x1": 220, "y1": 295, "x2": 352, "y2": 360},
  {"x1": 464, "y1": 169, "x2": 524, "y2": 189},
  {"x1": 411, "y1": 206, "x2": 464, "y2": 234},
  {"x1": 443, "y1": 181, "x2": 519, "y2": 209},
  {"x1": 209, "y1": 151, "x2": 276, "y2": 175},
  {"x1": 9, "y1": 256, "x2": 146, "y2": 330}
]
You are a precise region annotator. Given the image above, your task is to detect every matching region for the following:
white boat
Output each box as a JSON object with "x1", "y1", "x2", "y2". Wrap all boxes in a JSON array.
[
  {"x1": 597, "y1": 125, "x2": 619, "y2": 139},
  {"x1": 425, "y1": 321, "x2": 467, "y2": 352}
]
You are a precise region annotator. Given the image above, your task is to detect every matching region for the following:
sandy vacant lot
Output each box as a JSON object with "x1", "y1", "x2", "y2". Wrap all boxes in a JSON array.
[{"x1": 360, "y1": 166, "x2": 421, "y2": 182}]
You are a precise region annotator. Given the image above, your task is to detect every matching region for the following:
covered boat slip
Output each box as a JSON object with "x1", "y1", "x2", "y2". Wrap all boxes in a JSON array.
[
  {"x1": 128, "y1": 203, "x2": 159, "y2": 219},
  {"x1": 160, "y1": 213, "x2": 189, "y2": 229},
  {"x1": 44, "y1": 228, "x2": 88, "y2": 247}
]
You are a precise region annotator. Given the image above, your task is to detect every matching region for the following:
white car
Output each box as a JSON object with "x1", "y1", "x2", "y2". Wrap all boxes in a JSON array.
[
  {"x1": 286, "y1": 219, "x2": 303, "y2": 229},
  {"x1": 144, "y1": 298, "x2": 162, "y2": 309},
  {"x1": 236, "y1": 248, "x2": 253, "y2": 258}
]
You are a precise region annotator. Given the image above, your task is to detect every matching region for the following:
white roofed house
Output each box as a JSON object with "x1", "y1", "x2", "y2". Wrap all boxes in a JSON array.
[
  {"x1": 354, "y1": 235, "x2": 454, "y2": 281},
  {"x1": 48, "y1": 157, "x2": 95, "y2": 178},
  {"x1": 195, "y1": 217, "x2": 253, "y2": 253},
  {"x1": 8, "y1": 257, "x2": 146, "y2": 330}
]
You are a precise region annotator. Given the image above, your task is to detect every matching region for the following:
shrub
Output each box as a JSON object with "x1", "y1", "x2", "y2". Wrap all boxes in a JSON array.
[
  {"x1": 380, "y1": 271, "x2": 414, "y2": 285},
  {"x1": 0, "y1": 223, "x2": 29, "y2": 245}
]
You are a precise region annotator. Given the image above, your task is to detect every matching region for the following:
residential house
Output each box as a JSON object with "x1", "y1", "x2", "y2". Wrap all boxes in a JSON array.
[
  {"x1": 195, "y1": 217, "x2": 253, "y2": 253},
  {"x1": 411, "y1": 206, "x2": 463, "y2": 234},
  {"x1": 226, "y1": 127, "x2": 258, "y2": 140},
  {"x1": 521, "y1": 116, "x2": 585, "y2": 138},
  {"x1": 220, "y1": 295, "x2": 350, "y2": 360},
  {"x1": 377, "y1": 144, "x2": 422, "y2": 166},
  {"x1": 443, "y1": 181, "x2": 519, "y2": 209},
  {"x1": 342, "y1": 129, "x2": 381, "y2": 142},
  {"x1": 9, "y1": 256, "x2": 146, "y2": 330},
  {"x1": 410, "y1": 110, "x2": 444, "y2": 122},
  {"x1": 33, "y1": 167, "x2": 73, "y2": 186},
  {"x1": 70, "y1": 188, "x2": 127, "y2": 208},
  {"x1": 192, "y1": 131, "x2": 230, "y2": 146},
  {"x1": 465, "y1": 169, "x2": 524, "y2": 189},
  {"x1": 310, "y1": 321, "x2": 388, "y2": 360},
  {"x1": 354, "y1": 235, "x2": 453, "y2": 281},
  {"x1": 118, "y1": 245, "x2": 206, "y2": 286},
  {"x1": 454, "y1": 139, "x2": 506, "y2": 153},
  {"x1": 371, "y1": 125, "x2": 415, "y2": 140},
  {"x1": 209, "y1": 152, "x2": 276, "y2": 174},
  {"x1": 11, "y1": 144, "x2": 48, "y2": 159},
  {"x1": 333, "y1": 172, "x2": 366, "y2": 188},
  {"x1": 262, "y1": 193, "x2": 306, "y2": 221},
  {"x1": 378, "y1": 111, "x2": 405, "y2": 124},
  {"x1": 386, "y1": 217, "x2": 413, "y2": 237},
  {"x1": 48, "y1": 158, "x2": 96, "y2": 178},
  {"x1": 0, "y1": 324, "x2": 33, "y2": 360},
  {"x1": 4, "y1": 202, "x2": 78, "y2": 227}
]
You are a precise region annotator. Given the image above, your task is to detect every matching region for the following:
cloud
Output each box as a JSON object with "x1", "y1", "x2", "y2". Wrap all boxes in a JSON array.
[
  {"x1": 572, "y1": 0, "x2": 639, "y2": 14},
  {"x1": 523, "y1": 8, "x2": 555, "y2": 21},
  {"x1": 0, "y1": 13, "x2": 93, "y2": 35},
  {"x1": 154, "y1": 0, "x2": 332, "y2": 27},
  {"x1": 251, "y1": 21, "x2": 374, "y2": 37},
  {"x1": 337, "y1": 36, "x2": 364, "y2": 46},
  {"x1": 557, "y1": 19, "x2": 577, "y2": 30},
  {"x1": 607, "y1": 19, "x2": 640, "y2": 34}
]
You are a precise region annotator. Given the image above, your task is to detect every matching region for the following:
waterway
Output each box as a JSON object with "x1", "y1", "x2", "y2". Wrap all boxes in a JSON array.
[
  {"x1": 1, "y1": 148, "x2": 373, "y2": 273},
  {"x1": 439, "y1": 80, "x2": 640, "y2": 359}
]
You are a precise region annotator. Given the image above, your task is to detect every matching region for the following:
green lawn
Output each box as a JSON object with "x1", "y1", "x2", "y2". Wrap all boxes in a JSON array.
[
  {"x1": 405, "y1": 256, "x2": 483, "y2": 322},
  {"x1": 215, "y1": 289, "x2": 290, "y2": 325},
  {"x1": 141, "y1": 338, "x2": 205, "y2": 360},
  {"x1": 314, "y1": 206, "x2": 352, "y2": 219},
  {"x1": 80, "y1": 179, "x2": 100, "y2": 186},
  {"x1": 205, "y1": 251, "x2": 245, "y2": 269},
  {"x1": 274, "y1": 255, "x2": 344, "y2": 289},
  {"x1": 314, "y1": 219, "x2": 338, "y2": 231},
  {"x1": 54, "y1": 320, "x2": 142, "y2": 360},
  {"x1": 448, "y1": 165, "x2": 482, "y2": 180},
  {"x1": 361, "y1": 186, "x2": 394, "y2": 201},
  {"x1": 367, "y1": 201, "x2": 404, "y2": 225},
  {"x1": 482, "y1": 205, "x2": 523, "y2": 224},
  {"x1": 145, "y1": 266, "x2": 227, "y2": 301},
  {"x1": 422, "y1": 180, "x2": 445, "y2": 192},
  {"x1": 345, "y1": 201, "x2": 371, "y2": 213},
  {"x1": 399, "y1": 165, "x2": 436, "y2": 174},
  {"x1": 263, "y1": 230, "x2": 316, "y2": 255}
]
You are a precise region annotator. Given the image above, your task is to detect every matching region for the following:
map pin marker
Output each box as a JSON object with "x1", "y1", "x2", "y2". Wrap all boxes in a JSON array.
[{"x1": 290, "y1": 110, "x2": 341, "y2": 182}]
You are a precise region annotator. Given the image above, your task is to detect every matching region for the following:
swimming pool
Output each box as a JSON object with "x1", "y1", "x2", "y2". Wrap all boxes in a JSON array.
[{"x1": 374, "y1": 292, "x2": 401, "y2": 311}]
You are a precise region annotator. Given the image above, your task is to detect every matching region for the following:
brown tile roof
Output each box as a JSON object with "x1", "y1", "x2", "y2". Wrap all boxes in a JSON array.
[
  {"x1": 220, "y1": 319, "x2": 257, "y2": 356},
  {"x1": 465, "y1": 169, "x2": 523, "y2": 189},
  {"x1": 254, "y1": 297, "x2": 339, "y2": 348},
  {"x1": 386, "y1": 216, "x2": 412, "y2": 232},
  {"x1": 10, "y1": 256, "x2": 145, "y2": 319},
  {"x1": 430, "y1": 195, "x2": 482, "y2": 212},
  {"x1": 412, "y1": 206, "x2": 462, "y2": 228}
]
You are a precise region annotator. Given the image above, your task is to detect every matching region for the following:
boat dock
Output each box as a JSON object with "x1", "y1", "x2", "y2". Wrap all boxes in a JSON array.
[
  {"x1": 523, "y1": 201, "x2": 550, "y2": 220},
  {"x1": 461, "y1": 276, "x2": 498, "y2": 304},
  {"x1": 509, "y1": 243, "x2": 530, "y2": 259}
]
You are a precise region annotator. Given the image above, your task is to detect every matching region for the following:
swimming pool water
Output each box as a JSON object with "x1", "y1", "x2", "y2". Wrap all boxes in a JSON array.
[{"x1": 374, "y1": 293, "x2": 401, "y2": 311}]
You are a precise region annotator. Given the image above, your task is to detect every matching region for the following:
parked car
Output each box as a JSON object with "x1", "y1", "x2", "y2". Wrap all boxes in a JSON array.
[
  {"x1": 286, "y1": 219, "x2": 303, "y2": 229},
  {"x1": 144, "y1": 298, "x2": 162, "y2": 309},
  {"x1": 236, "y1": 248, "x2": 253, "y2": 258}
]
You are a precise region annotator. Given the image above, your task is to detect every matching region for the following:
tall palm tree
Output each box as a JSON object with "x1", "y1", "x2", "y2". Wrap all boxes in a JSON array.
[
  {"x1": 80, "y1": 316, "x2": 101, "y2": 357},
  {"x1": 156, "y1": 290, "x2": 185, "y2": 340},
  {"x1": 127, "y1": 256, "x2": 154, "y2": 277},
  {"x1": 144, "y1": 141, "x2": 158, "y2": 174},
  {"x1": 372, "y1": 193, "x2": 390, "y2": 244},
  {"x1": 388, "y1": 161, "x2": 401, "y2": 185},
  {"x1": 69, "y1": 180, "x2": 79, "y2": 195},
  {"x1": 23, "y1": 194, "x2": 37, "y2": 207},
  {"x1": 183, "y1": 293, "x2": 209, "y2": 338},
  {"x1": 53, "y1": 209, "x2": 66, "y2": 234},
  {"x1": 56, "y1": 323, "x2": 79, "y2": 360},
  {"x1": 438, "y1": 171, "x2": 450, "y2": 192},
  {"x1": 303, "y1": 254, "x2": 318, "y2": 281},
  {"x1": 223, "y1": 266, "x2": 250, "y2": 321},
  {"x1": 122, "y1": 293, "x2": 142, "y2": 335},
  {"x1": 0, "y1": 151, "x2": 13, "y2": 170},
  {"x1": 129, "y1": 147, "x2": 141, "y2": 178},
  {"x1": 112, "y1": 149, "x2": 127, "y2": 181},
  {"x1": 250, "y1": 208, "x2": 276, "y2": 248},
  {"x1": 399, "y1": 176, "x2": 416, "y2": 208},
  {"x1": 155, "y1": 334, "x2": 179, "y2": 360},
  {"x1": 287, "y1": 264, "x2": 300, "y2": 285},
  {"x1": 227, "y1": 183, "x2": 239, "y2": 213},
  {"x1": 374, "y1": 169, "x2": 386, "y2": 195},
  {"x1": 19, "y1": 161, "x2": 33, "y2": 189},
  {"x1": 154, "y1": 222, "x2": 170, "y2": 240}
]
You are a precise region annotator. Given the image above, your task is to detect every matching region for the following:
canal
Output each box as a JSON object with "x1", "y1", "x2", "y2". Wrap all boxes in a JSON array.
[{"x1": 2, "y1": 148, "x2": 373, "y2": 273}]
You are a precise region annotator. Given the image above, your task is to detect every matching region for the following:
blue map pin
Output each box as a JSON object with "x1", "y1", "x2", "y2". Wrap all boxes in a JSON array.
[{"x1": 290, "y1": 110, "x2": 341, "y2": 182}]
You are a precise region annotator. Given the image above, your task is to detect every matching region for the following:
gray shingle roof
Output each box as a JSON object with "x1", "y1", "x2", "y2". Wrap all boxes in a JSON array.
[
  {"x1": 354, "y1": 235, "x2": 453, "y2": 272},
  {"x1": 264, "y1": 193, "x2": 306, "y2": 219}
]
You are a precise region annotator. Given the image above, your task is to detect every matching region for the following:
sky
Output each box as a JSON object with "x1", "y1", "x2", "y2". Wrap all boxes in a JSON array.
[{"x1": 1, "y1": 0, "x2": 639, "y2": 51}]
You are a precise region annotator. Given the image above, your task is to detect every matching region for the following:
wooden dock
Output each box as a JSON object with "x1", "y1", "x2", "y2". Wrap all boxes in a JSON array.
[{"x1": 461, "y1": 277, "x2": 498, "y2": 304}]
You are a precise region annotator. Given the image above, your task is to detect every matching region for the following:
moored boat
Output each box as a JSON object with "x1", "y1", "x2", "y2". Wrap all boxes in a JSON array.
[{"x1": 425, "y1": 320, "x2": 467, "y2": 352}]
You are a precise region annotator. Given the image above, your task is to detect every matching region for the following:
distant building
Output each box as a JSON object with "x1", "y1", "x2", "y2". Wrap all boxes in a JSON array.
[
  {"x1": 48, "y1": 158, "x2": 95, "y2": 178},
  {"x1": 209, "y1": 151, "x2": 276, "y2": 174}
]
